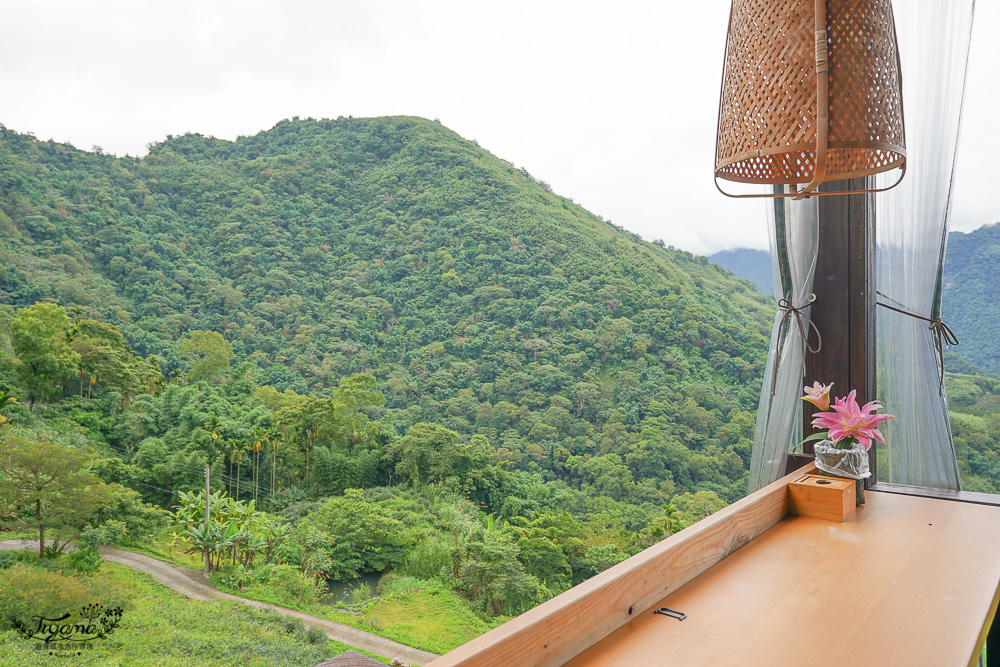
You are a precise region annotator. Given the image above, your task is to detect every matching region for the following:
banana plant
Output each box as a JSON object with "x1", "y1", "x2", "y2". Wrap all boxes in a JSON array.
[
  {"x1": 241, "y1": 533, "x2": 267, "y2": 568},
  {"x1": 183, "y1": 523, "x2": 223, "y2": 571}
]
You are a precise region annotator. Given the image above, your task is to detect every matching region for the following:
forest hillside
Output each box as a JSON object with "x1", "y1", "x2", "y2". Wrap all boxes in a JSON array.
[
  {"x1": 3, "y1": 118, "x2": 1000, "y2": 662},
  {"x1": 941, "y1": 223, "x2": 1000, "y2": 373},
  {"x1": 710, "y1": 224, "x2": 1000, "y2": 375},
  {"x1": 0, "y1": 117, "x2": 777, "y2": 504},
  {"x1": 0, "y1": 117, "x2": 779, "y2": 650}
]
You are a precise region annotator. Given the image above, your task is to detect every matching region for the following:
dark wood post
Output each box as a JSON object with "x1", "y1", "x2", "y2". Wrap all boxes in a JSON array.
[
  {"x1": 802, "y1": 178, "x2": 877, "y2": 484},
  {"x1": 987, "y1": 611, "x2": 1000, "y2": 666}
]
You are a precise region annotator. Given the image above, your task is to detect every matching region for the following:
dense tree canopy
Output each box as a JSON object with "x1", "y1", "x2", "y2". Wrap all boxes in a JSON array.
[
  {"x1": 0, "y1": 436, "x2": 111, "y2": 556},
  {"x1": 0, "y1": 118, "x2": 778, "y2": 509},
  {"x1": 0, "y1": 117, "x2": 787, "y2": 621},
  {"x1": 2, "y1": 118, "x2": 1000, "y2": 626}
]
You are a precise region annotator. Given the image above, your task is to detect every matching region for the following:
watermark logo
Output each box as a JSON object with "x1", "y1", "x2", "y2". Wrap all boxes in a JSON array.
[{"x1": 10, "y1": 603, "x2": 123, "y2": 656}]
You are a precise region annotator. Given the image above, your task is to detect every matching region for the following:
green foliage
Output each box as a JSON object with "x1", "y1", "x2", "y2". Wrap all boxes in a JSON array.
[
  {"x1": 179, "y1": 330, "x2": 234, "y2": 382},
  {"x1": 445, "y1": 515, "x2": 545, "y2": 617},
  {"x1": 0, "y1": 435, "x2": 112, "y2": 557},
  {"x1": 10, "y1": 302, "x2": 80, "y2": 405},
  {"x1": 0, "y1": 550, "x2": 36, "y2": 570},
  {"x1": 398, "y1": 540, "x2": 451, "y2": 580},
  {"x1": 0, "y1": 117, "x2": 797, "y2": 625},
  {"x1": 364, "y1": 575, "x2": 491, "y2": 653},
  {"x1": 386, "y1": 422, "x2": 491, "y2": 489},
  {"x1": 0, "y1": 562, "x2": 341, "y2": 666},
  {"x1": 942, "y1": 225, "x2": 1000, "y2": 373},
  {"x1": 212, "y1": 562, "x2": 326, "y2": 608},
  {"x1": 172, "y1": 489, "x2": 287, "y2": 571},
  {"x1": 0, "y1": 562, "x2": 122, "y2": 631},
  {"x1": 295, "y1": 489, "x2": 407, "y2": 580},
  {"x1": 63, "y1": 546, "x2": 103, "y2": 573},
  {"x1": 85, "y1": 482, "x2": 168, "y2": 546},
  {"x1": 81, "y1": 519, "x2": 131, "y2": 548},
  {"x1": 671, "y1": 489, "x2": 728, "y2": 528},
  {"x1": 71, "y1": 318, "x2": 163, "y2": 401},
  {"x1": 0, "y1": 120, "x2": 770, "y2": 511},
  {"x1": 946, "y1": 369, "x2": 1000, "y2": 492}
]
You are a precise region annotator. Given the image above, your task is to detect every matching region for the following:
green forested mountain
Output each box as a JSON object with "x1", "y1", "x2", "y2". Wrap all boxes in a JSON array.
[
  {"x1": 0, "y1": 117, "x2": 776, "y2": 633},
  {"x1": 942, "y1": 223, "x2": 1000, "y2": 373},
  {"x1": 711, "y1": 224, "x2": 1000, "y2": 374},
  {"x1": 0, "y1": 116, "x2": 773, "y2": 499},
  {"x1": 945, "y1": 362, "x2": 1000, "y2": 493},
  {"x1": 707, "y1": 232, "x2": 1000, "y2": 493}
]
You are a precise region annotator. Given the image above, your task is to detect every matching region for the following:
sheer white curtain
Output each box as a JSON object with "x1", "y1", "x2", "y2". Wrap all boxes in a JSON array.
[
  {"x1": 749, "y1": 191, "x2": 818, "y2": 492},
  {"x1": 875, "y1": 0, "x2": 975, "y2": 489},
  {"x1": 750, "y1": 1, "x2": 976, "y2": 492}
]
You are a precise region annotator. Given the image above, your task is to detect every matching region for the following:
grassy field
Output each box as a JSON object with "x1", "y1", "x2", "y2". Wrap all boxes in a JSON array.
[
  {"x1": 0, "y1": 529, "x2": 42, "y2": 543},
  {"x1": 0, "y1": 559, "x2": 389, "y2": 666},
  {"x1": 4, "y1": 528, "x2": 488, "y2": 658},
  {"x1": 360, "y1": 577, "x2": 492, "y2": 654},
  {"x1": 122, "y1": 530, "x2": 205, "y2": 569},
  {"x1": 211, "y1": 571, "x2": 490, "y2": 655}
]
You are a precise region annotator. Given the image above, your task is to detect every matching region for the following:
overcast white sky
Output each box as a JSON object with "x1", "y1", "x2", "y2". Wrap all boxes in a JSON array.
[{"x1": 1, "y1": 1, "x2": 996, "y2": 255}]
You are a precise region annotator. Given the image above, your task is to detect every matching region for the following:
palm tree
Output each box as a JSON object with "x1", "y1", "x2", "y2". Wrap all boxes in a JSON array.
[
  {"x1": 183, "y1": 523, "x2": 223, "y2": 572},
  {"x1": 203, "y1": 417, "x2": 225, "y2": 459},
  {"x1": 270, "y1": 435, "x2": 281, "y2": 494},
  {"x1": 249, "y1": 428, "x2": 267, "y2": 504},
  {"x1": 232, "y1": 439, "x2": 247, "y2": 500},
  {"x1": 223, "y1": 438, "x2": 246, "y2": 497}
]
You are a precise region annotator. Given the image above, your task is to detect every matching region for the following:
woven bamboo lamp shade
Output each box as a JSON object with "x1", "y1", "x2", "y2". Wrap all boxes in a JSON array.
[{"x1": 714, "y1": 0, "x2": 906, "y2": 198}]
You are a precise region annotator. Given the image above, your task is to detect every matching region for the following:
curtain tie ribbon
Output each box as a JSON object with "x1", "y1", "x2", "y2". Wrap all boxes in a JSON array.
[
  {"x1": 771, "y1": 294, "x2": 822, "y2": 395},
  {"x1": 876, "y1": 294, "x2": 958, "y2": 395}
]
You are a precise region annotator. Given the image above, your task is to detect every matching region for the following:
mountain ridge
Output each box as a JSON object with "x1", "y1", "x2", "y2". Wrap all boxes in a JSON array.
[
  {"x1": 0, "y1": 115, "x2": 774, "y2": 509},
  {"x1": 705, "y1": 224, "x2": 1000, "y2": 374}
]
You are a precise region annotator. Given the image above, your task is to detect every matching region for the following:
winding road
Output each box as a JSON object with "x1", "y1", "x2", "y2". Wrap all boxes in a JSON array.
[{"x1": 0, "y1": 538, "x2": 439, "y2": 666}]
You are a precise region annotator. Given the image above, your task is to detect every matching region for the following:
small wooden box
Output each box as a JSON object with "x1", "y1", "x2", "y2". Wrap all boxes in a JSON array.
[{"x1": 788, "y1": 474, "x2": 856, "y2": 522}]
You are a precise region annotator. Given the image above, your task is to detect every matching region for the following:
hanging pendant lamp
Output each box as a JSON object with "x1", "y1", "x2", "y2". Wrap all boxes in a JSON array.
[{"x1": 714, "y1": 0, "x2": 906, "y2": 198}]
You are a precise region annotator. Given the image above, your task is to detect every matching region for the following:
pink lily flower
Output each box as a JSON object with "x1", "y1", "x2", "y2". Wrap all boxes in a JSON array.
[
  {"x1": 801, "y1": 381, "x2": 833, "y2": 411},
  {"x1": 811, "y1": 389, "x2": 894, "y2": 450}
]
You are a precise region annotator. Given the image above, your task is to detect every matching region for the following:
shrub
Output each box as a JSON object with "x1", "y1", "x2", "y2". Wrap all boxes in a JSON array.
[
  {"x1": 96, "y1": 485, "x2": 169, "y2": 544},
  {"x1": 266, "y1": 609, "x2": 328, "y2": 646},
  {"x1": 212, "y1": 562, "x2": 277, "y2": 591},
  {"x1": 0, "y1": 564, "x2": 97, "y2": 630},
  {"x1": 379, "y1": 575, "x2": 444, "y2": 598},
  {"x1": 42, "y1": 541, "x2": 71, "y2": 559},
  {"x1": 0, "y1": 551, "x2": 35, "y2": 570},
  {"x1": 263, "y1": 564, "x2": 325, "y2": 606},
  {"x1": 399, "y1": 540, "x2": 450, "y2": 579},
  {"x1": 349, "y1": 582, "x2": 373, "y2": 606},
  {"x1": 212, "y1": 563, "x2": 325, "y2": 608},
  {"x1": 80, "y1": 519, "x2": 130, "y2": 549},
  {"x1": 63, "y1": 547, "x2": 102, "y2": 574}
]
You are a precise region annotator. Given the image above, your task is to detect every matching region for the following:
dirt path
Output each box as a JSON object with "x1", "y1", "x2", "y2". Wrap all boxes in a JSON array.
[{"x1": 0, "y1": 538, "x2": 439, "y2": 666}]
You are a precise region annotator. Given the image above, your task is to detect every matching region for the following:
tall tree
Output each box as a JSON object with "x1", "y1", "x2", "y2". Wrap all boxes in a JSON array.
[
  {"x1": 330, "y1": 372, "x2": 385, "y2": 447},
  {"x1": 177, "y1": 330, "x2": 233, "y2": 383},
  {"x1": 69, "y1": 319, "x2": 154, "y2": 400},
  {"x1": 10, "y1": 303, "x2": 80, "y2": 407},
  {"x1": 0, "y1": 436, "x2": 111, "y2": 557}
]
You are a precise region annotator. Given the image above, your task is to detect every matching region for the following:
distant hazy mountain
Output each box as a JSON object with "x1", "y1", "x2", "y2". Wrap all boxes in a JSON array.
[
  {"x1": 707, "y1": 249, "x2": 772, "y2": 295},
  {"x1": 710, "y1": 224, "x2": 1000, "y2": 374}
]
